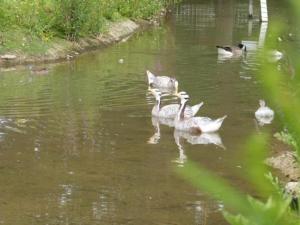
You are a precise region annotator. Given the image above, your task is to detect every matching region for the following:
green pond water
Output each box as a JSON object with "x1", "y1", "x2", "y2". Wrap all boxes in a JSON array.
[{"x1": 0, "y1": 0, "x2": 293, "y2": 224}]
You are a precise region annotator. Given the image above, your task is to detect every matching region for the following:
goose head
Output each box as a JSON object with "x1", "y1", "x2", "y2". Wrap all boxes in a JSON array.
[
  {"x1": 176, "y1": 92, "x2": 190, "y2": 120},
  {"x1": 177, "y1": 92, "x2": 190, "y2": 104},
  {"x1": 175, "y1": 91, "x2": 187, "y2": 97},
  {"x1": 149, "y1": 88, "x2": 162, "y2": 102},
  {"x1": 238, "y1": 43, "x2": 247, "y2": 52},
  {"x1": 259, "y1": 99, "x2": 266, "y2": 107}
]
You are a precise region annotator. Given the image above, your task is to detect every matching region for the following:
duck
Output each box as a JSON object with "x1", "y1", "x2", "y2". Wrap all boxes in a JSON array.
[
  {"x1": 147, "y1": 70, "x2": 178, "y2": 92},
  {"x1": 216, "y1": 43, "x2": 247, "y2": 57},
  {"x1": 255, "y1": 100, "x2": 274, "y2": 125},
  {"x1": 174, "y1": 92, "x2": 227, "y2": 133},
  {"x1": 150, "y1": 88, "x2": 203, "y2": 119}
]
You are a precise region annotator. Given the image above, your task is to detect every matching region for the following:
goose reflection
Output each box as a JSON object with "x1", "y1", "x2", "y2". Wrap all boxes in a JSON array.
[
  {"x1": 255, "y1": 116, "x2": 274, "y2": 127},
  {"x1": 173, "y1": 128, "x2": 187, "y2": 167},
  {"x1": 148, "y1": 117, "x2": 161, "y2": 144},
  {"x1": 147, "y1": 116, "x2": 175, "y2": 144},
  {"x1": 174, "y1": 130, "x2": 225, "y2": 149}
]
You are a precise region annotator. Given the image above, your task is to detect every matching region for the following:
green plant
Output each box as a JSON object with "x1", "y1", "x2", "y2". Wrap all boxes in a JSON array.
[
  {"x1": 176, "y1": 0, "x2": 300, "y2": 224},
  {"x1": 274, "y1": 130, "x2": 298, "y2": 151},
  {"x1": 0, "y1": 0, "x2": 175, "y2": 43}
]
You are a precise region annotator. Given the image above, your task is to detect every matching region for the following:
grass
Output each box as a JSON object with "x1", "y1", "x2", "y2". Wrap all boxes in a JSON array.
[{"x1": 0, "y1": 0, "x2": 176, "y2": 55}]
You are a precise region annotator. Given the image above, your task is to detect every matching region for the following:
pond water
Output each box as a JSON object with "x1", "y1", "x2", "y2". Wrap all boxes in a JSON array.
[{"x1": 0, "y1": 0, "x2": 292, "y2": 224}]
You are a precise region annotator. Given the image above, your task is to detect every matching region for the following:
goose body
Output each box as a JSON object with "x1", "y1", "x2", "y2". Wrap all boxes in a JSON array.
[
  {"x1": 255, "y1": 100, "x2": 274, "y2": 118},
  {"x1": 150, "y1": 89, "x2": 203, "y2": 119},
  {"x1": 175, "y1": 115, "x2": 227, "y2": 133},
  {"x1": 174, "y1": 93, "x2": 227, "y2": 133},
  {"x1": 147, "y1": 70, "x2": 178, "y2": 91},
  {"x1": 216, "y1": 44, "x2": 247, "y2": 56}
]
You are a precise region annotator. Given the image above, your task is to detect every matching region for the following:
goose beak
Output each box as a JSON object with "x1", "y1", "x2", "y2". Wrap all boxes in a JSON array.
[{"x1": 174, "y1": 92, "x2": 180, "y2": 97}]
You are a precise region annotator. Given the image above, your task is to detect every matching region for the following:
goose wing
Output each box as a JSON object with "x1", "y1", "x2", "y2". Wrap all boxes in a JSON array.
[
  {"x1": 193, "y1": 115, "x2": 227, "y2": 133},
  {"x1": 155, "y1": 76, "x2": 173, "y2": 87},
  {"x1": 216, "y1": 46, "x2": 232, "y2": 52},
  {"x1": 160, "y1": 104, "x2": 180, "y2": 118},
  {"x1": 191, "y1": 102, "x2": 204, "y2": 116}
]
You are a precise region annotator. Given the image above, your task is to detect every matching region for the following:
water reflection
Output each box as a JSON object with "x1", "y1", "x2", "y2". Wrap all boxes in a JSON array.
[
  {"x1": 59, "y1": 184, "x2": 74, "y2": 207},
  {"x1": 173, "y1": 129, "x2": 187, "y2": 167},
  {"x1": 174, "y1": 130, "x2": 225, "y2": 149},
  {"x1": 92, "y1": 190, "x2": 116, "y2": 222},
  {"x1": 173, "y1": 129, "x2": 225, "y2": 167},
  {"x1": 148, "y1": 117, "x2": 161, "y2": 144},
  {"x1": 217, "y1": 54, "x2": 247, "y2": 63}
]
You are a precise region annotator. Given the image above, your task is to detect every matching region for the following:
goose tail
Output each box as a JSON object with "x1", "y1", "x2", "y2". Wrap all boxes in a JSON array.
[
  {"x1": 216, "y1": 115, "x2": 227, "y2": 124},
  {"x1": 211, "y1": 115, "x2": 227, "y2": 132}
]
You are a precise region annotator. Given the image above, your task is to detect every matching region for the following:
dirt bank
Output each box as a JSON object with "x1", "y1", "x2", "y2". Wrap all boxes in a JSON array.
[
  {"x1": 0, "y1": 18, "x2": 157, "y2": 67},
  {"x1": 266, "y1": 151, "x2": 300, "y2": 181}
]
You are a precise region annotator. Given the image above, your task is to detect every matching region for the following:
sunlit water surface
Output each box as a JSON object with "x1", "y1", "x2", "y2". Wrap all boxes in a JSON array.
[{"x1": 0, "y1": 0, "x2": 293, "y2": 224}]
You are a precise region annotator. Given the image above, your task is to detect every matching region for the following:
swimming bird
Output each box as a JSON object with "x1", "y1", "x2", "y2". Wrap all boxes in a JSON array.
[
  {"x1": 174, "y1": 93, "x2": 227, "y2": 133},
  {"x1": 255, "y1": 100, "x2": 274, "y2": 125},
  {"x1": 150, "y1": 89, "x2": 203, "y2": 119},
  {"x1": 147, "y1": 70, "x2": 178, "y2": 92},
  {"x1": 216, "y1": 43, "x2": 247, "y2": 57}
]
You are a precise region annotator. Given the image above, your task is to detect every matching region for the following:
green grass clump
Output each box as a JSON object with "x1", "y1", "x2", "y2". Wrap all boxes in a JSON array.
[
  {"x1": 274, "y1": 130, "x2": 298, "y2": 152},
  {"x1": 0, "y1": 0, "x2": 176, "y2": 53}
]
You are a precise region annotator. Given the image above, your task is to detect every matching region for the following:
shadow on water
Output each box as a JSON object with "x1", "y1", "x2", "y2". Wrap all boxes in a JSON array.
[{"x1": 0, "y1": 0, "x2": 293, "y2": 224}]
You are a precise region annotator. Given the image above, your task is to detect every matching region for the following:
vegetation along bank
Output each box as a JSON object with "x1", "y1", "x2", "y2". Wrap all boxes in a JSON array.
[{"x1": 0, "y1": 0, "x2": 178, "y2": 66}]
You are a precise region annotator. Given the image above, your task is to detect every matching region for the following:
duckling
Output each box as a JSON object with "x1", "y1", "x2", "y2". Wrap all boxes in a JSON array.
[
  {"x1": 147, "y1": 70, "x2": 178, "y2": 92},
  {"x1": 216, "y1": 43, "x2": 247, "y2": 57},
  {"x1": 255, "y1": 100, "x2": 274, "y2": 125},
  {"x1": 150, "y1": 89, "x2": 203, "y2": 119},
  {"x1": 174, "y1": 93, "x2": 227, "y2": 133}
]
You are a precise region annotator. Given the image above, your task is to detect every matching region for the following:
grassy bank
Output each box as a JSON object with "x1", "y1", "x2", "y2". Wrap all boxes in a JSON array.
[{"x1": 0, "y1": 0, "x2": 177, "y2": 56}]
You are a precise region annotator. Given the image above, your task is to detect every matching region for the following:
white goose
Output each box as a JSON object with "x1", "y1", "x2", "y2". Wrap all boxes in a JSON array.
[
  {"x1": 147, "y1": 70, "x2": 178, "y2": 92},
  {"x1": 150, "y1": 89, "x2": 203, "y2": 119},
  {"x1": 174, "y1": 93, "x2": 227, "y2": 133},
  {"x1": 255, "y1": 100, "x2": 274, "y2": 125}
]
